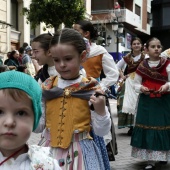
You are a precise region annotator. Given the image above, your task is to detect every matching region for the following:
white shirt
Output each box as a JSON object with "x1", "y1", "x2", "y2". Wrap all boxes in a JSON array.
[{"x1": 0, "y1": 145, "x2": 61, "y2": 170}]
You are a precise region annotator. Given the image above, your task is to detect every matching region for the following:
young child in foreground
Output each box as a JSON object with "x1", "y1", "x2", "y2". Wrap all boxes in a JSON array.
[
  {"x1": 36, "y1": 28, "x2": 111, "y2": 170},
  {"x1": 0, "y1": 71, "x2": 61, "y2": 170}
]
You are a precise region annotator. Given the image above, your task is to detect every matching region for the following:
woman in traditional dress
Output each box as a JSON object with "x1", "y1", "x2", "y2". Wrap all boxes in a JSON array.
[
  {"x1": 116, "y1": 37, "x2": 145, "y2": 135},
  {"x1": 73, "y1": 20, "x2": 119, "y2": 167},
  {"x1": 131, "y1": 37, "x2": 170, "y2": 170}
]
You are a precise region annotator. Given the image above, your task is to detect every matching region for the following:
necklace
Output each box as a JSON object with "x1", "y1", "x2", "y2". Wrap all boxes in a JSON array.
[{"x1": 0, "y1": 146, "x2": 25, "y2": 166}]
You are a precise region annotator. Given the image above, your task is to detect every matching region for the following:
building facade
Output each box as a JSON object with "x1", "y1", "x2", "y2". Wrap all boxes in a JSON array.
[
  {"x1": 91, "y1": 0, "x2": 152, "y2": 62},
  {"x1": 151, "y1": 0, "x2": 170, "y2": 50},
  {"x1": 0, "y1": 0, "x2": 91, "y2": 61},
  {"x1": 0, "y1": 0, "x2": 31, "y2": 59},
  {"x1": 0, "y1": 0, "x2": 10, "y2": 60}
]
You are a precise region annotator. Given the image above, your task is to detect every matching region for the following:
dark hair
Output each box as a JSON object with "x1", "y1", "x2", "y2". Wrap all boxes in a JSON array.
[
  {"x1": 10, "y1": 50, "x2": 18, "y2": 60},
  {"x1": 7, "y1": 52, "x2": 11, "y2": 58},
  {"x1": 22, "y1": 42, "x2": 29, "y2": 49},
  {"x1": 32, "y1": 33, "x2": 53, "y2": 52},
  {"x1": 131, "y1": 37, "x2": 142, "y2": 46},
  {"x1": 50, "y1": 28, "x2": 86, "y2": 55},
  {"x1": 75, "y1": 20, "x2": 98, "y2": 40},
  {"x1": 145, "y1": 37, "x2": 161, "y2": 49},
  {"x1": 17, "y1": 65, "x2": 27, "y2": 72},
  {"x1": 19, "y1": 47, "x2": 24, "y2": 54}
]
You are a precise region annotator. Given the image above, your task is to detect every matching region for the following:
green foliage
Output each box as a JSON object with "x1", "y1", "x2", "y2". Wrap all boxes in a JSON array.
[{"x1": 22, "y1": 0, "x2": 86, "y2": 31}]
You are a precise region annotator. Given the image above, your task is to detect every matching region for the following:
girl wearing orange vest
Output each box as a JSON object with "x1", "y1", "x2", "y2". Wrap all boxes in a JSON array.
[{"x1": 36, "y1": 28, "x2": 111, "y2": 170}]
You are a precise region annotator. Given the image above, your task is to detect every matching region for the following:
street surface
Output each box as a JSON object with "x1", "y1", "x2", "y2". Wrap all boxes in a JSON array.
[{"x1": 28, "y1": 99, "x2": 170, "y2": 170}]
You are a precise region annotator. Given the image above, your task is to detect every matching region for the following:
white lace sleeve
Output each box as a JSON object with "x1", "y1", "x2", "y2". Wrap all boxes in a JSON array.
[
  {"x1": 99, "y1": 53, "x2": 119, "y2": 90},
  {"x1": 166, "y1": 63, "x2": 170, "y2": 90},
  {"x1": 90, "y1": 105, "x2": 111, "y2": 137},
  {"x1": 134, "y1": 73, "x2": 142, "y2": 93},
  {"x1": 116, "y1": 58, "x2": 126, "y2": 70}
]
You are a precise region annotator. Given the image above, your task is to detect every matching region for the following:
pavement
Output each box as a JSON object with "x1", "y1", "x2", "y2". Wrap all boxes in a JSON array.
[{"x1": 28, "y1": 99, "x2": 170, "y2": 170}]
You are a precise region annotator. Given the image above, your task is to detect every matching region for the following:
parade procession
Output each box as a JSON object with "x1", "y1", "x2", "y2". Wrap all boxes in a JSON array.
[{"x1": 1, "y1": 0, "x2": 170, "y2": 170}]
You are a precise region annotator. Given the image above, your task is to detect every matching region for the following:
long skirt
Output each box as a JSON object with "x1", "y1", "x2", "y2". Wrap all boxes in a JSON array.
[
  {"x1": 117, "y1": 76, "x2": 138, "y2": 129},
  {"x1": 90, "y1": 130, "x2": 111, "y2": 170},
  {"x1": 90, "y1": 100, "x2": 117, "y2": 169},
  {"x1": 117, "y1": 82, "x2": 134, "y2": 128},
  {"x1": 131, "y1": 93, "x2": 170, "y2": 161},
  {"x1": 41, "y1": 130, "x2": 105, "y2": 170}
]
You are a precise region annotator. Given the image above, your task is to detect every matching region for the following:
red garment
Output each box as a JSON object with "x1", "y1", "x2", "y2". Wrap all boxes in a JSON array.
[
  {"x1": 114, "y1": 4, "x2": 120, "y2": 9},
  {"x1": 136, "y1": 58, "x2": 170, "y2": 97},
  {"x1": 18, "y1": 55, "x2": 22, "y2": 65},
  {"x1": 136, "y1": 58, "x2": 169, "y2": 85}
]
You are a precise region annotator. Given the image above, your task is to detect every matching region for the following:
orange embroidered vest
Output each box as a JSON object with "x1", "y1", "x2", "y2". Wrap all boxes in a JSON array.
[
  {"x1": 82, "y1": 54, "x2": 103, "y2": 78},
  {"x1": 45, "y1": 77, "x2": 91, "y2": 149}
]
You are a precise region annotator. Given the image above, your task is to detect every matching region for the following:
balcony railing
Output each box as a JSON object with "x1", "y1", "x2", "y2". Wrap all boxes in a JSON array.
[
  {"x1": 116, "y1": 9, "x2": 141, "y2": 28},
  {"x1": 92, "y1": 9, "x2": 114, "y2": 14},
  {"x1": 92, "y1": 8, "x2": 141, "y2": 28}
]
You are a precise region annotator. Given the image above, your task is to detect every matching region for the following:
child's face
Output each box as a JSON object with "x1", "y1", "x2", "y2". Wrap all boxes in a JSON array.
[
  {"x1": 51, "y1": 44, "x2": 83, "y2": 80},
  {"x1": 73, "y1": 24, "x2": 84, "y2": 36},
  {"x1": 0, "y1": 91, "x2": 34, "y2": 156},
  {"x1": 131, "y1": 40, "x2": 142, "y2": 53},
  {"x1": 146, "y1": 40, "x2": 162, "y2": 60},
  {"x1": 73, "y1": 24, "x2": 89, "y2": 39},
  {"x1": 32, "y1": 42, "x2": 51, "y2": 66}
]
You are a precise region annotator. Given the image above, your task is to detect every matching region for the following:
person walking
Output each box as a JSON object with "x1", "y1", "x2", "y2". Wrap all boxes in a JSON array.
[
  {"x1": 35, "y1": 28, "x2": 111, "y2": 170},
  {"x1": 73, "y1": 20, "x2": 119, "y2": 166},
  {"x1": 116, "y1": 37, "x2": 145, "y2": 135},
  {"x1": 131, "y1": 37, "x2": 170, "y2": 170},
  {"x1": 22, "y1": 46, "x2": 36, "y2": 77}
]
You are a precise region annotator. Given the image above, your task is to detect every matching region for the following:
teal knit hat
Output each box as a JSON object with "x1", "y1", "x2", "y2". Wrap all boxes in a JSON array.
[{"x1": 0, "y1": 71, "x2": 42, "y2": 130}]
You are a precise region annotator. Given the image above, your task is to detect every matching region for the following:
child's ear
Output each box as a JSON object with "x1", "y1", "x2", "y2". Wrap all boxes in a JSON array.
[
  {"x1": 80, "y1": 50, "x2": 87, "y2": 63},
  {"x1": 47, "y1": 50, "x2": 51, "y2": 57}
]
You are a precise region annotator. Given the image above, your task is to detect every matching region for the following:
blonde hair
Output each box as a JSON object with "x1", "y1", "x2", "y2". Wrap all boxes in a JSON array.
[{"x1": 1, "y1": 88, "x2": 32, "y2": 102}]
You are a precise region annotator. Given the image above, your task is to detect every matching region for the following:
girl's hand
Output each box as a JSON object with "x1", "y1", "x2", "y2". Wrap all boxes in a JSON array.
[
  {"x1": 140, "y1": 86, "x2": 150, "y2": 95},
  {"x1": 90, "y1": 89, "x2": 106, "y2": 116},
  {"x1": 158, "y1": 84, "x2": 169, "y2": 93},
  {"x1": 120, "y1": 75, "x2": 128, "y2": 81}
]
